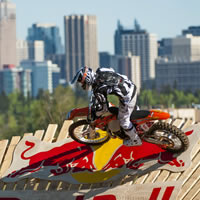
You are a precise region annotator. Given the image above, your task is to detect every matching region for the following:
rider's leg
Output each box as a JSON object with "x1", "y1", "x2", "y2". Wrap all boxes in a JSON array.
[
  {"x1": 123, "y1": 125, "x2": 142, "y2": 146},
  {"x1": 118, "y1": 91, "x2": 142, "y2": 146}
]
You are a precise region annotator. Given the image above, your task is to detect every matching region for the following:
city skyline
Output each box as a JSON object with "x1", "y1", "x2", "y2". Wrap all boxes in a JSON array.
[{"x1": 12, "y1": 0, "x2": 200, "y2": 54}]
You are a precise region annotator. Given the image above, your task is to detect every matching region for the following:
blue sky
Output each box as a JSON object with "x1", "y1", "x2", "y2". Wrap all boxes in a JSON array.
[{"x1": 13, "y1": 0, "x2": 200, "y2": 54}]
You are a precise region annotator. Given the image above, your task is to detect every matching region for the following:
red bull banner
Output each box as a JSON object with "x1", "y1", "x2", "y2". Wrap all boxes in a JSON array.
[
  {"x1": 2, "y1": 124, "x2": 200, "y2": 184},
  {"x1": 0, "y1": 181, "x2": 182, "y2": 200}
]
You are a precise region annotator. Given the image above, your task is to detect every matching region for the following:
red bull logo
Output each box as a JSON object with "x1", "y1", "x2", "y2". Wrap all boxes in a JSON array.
[
  {"x1": 102, "y1": 142, "x2": 184, "y2": 172},
  {"x1": 6, "y1": 139, "x2": 96, "y2": 180},
  {"x1": 2, "y1": 126, "x2": 198, "y2": 184}
]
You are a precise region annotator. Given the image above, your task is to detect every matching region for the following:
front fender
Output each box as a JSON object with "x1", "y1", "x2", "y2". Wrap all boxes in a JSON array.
[{"x1": 66, "y1": 107, "x2": 89, "y2": 120}]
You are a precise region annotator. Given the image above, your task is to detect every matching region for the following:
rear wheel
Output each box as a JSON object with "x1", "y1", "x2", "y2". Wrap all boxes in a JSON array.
[
  {"x1": 69, "y1": 120, "x2": 110, "y2": 145},
  {"x1": 143, "y1": 122, "x2": 189, "y2": 153}
]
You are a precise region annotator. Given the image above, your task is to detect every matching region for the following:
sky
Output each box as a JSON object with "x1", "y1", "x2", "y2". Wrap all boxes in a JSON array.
[{"x1": 12, "y1": 0, "x2": 200, "y2": 54}]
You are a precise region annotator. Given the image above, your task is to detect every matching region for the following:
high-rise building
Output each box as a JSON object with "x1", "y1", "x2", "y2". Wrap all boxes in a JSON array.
[
  {"x1": 28, "y1": 40, "x2": 44, "y2": 62},
  {"x1": 27, "y1": 23, "x2": 64, "y2": 59},
  {"x1": 20, "y1": 60, "x2": 60, "y2": 97},
  {"x1": 158, "y1": 34, "x2": 200, "y2": 62},
  {"x1": 16, "y1": 40, "x2": 44, "y2": 66},
  {"x1": 0, "y1": 0, "x2": 16, "y2": 70},
  {"x1": 182, "y1": 26, "x2": 200, "y2": 36},
  {"x1": 114, "y1": 20, "x2": 158, "y2": 86},
  {"x1": 155, "y1": 58, "x2": 200, "y2": 93},
  {"x1": 99, "y1": 52, "x2": 111, "y2": 68},
  {"x1": 48, "y1": 54, "x2": 66, "y2": 80},
  {"x1": 16, "y1": 40, "x2": 29, "y2": 66},
  {"x1": 64, "y1": 15, "x2": 99, "y2": 82},
  {"x1": 0, "y1": 64, "x2": 32, "y2": 96}
]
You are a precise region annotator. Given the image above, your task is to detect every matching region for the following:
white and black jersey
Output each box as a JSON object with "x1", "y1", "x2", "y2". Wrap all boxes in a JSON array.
[{"x1": 92, "y1": 68, "x2": 137, "y2": 106}]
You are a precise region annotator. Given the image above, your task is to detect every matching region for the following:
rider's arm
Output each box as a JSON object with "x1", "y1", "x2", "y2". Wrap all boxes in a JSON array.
[{"x1": 89, "y1": 85, "x2": 112, "y2": 120}]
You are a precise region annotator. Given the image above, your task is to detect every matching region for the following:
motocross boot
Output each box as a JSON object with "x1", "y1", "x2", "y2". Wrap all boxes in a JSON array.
[{"x1": 123, "y1": 126, "x2": 142, "y2": 147}]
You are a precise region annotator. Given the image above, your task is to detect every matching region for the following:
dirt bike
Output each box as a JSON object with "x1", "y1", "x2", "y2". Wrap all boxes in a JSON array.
[{"x1": 66, "y1": 104, "x2": 189, "y2": 153}]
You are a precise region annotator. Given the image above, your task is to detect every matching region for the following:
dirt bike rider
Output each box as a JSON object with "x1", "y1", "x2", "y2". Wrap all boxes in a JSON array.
[{"x1": 71, "y1": 66, "x2": 142, "y2": 147}]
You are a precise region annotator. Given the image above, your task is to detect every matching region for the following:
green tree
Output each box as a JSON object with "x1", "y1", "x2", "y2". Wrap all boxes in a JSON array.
[
  {"x1": 138, "y1": 90, "x2": 156, "y2": 108},
  {"x1": 0, "y1": 92, "x2": 9, "y2": 113}
]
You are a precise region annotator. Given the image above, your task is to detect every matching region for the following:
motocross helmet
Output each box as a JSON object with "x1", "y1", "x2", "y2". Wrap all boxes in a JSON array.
[{"x1": 71, "y1": 66, "x2": 95, "y2": 90}]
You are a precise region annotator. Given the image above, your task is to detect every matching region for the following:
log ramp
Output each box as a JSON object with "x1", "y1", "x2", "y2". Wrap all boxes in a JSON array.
[{"x1": 0, "y1": 118, "x2": 199, "y2": 200}]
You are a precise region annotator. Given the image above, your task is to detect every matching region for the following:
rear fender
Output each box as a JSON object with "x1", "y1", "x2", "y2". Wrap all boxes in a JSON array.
[
  {"x1": 133, "y1": 109, "x2": 170, "y2": 125},
  {"x1": 66, "y1": 107, "x2": 89, "y2": 120},
  {"x1": 149, "y1": 109, "x2": 170, "y2": 120}
]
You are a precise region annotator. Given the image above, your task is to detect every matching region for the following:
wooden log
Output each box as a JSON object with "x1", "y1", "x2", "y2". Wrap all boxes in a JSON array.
[{"x1": 56, "y1": 120, "x2": 73, "y2": 141}]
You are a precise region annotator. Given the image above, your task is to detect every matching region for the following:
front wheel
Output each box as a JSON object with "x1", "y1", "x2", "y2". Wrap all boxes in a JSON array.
[
  {"x1": 143, "y1": 122, "x2": 189, "y2": 153},
  {"x1": 69, "y1": 120, "x2": 110, "y2": 145}
]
